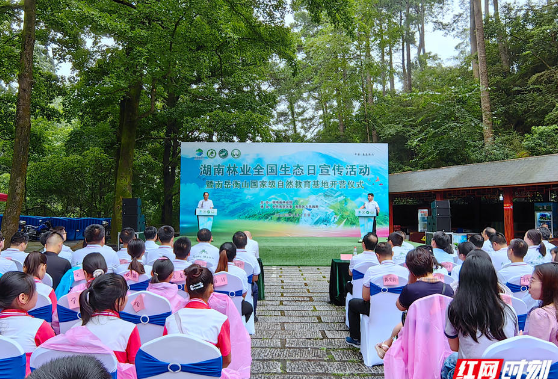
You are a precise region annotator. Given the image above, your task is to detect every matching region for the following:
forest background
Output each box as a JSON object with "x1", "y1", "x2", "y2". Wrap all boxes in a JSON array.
[{"x1": 1, "y1": 0, "x2": 557, "y2": 242}]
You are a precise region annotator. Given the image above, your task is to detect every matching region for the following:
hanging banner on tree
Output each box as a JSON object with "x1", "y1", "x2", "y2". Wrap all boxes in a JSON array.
[{"x1": 180, "y1": 143, "x2": 389, "y2": 237}]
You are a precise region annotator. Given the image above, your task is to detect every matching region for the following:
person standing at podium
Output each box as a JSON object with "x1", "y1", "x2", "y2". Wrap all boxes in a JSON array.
[
  {"x1": 197, "y1": 192, "x2": 214, "y2": 209},
  {"x1": 360, "y1": 193, "x2": 380, "y2": 234}
]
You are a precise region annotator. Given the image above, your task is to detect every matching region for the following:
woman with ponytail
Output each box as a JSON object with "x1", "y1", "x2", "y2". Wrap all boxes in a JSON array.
[
  {"x1": 164, "y1": 264, "x2": 232, "y2": 368},
  {"x1": 524, "y1": 229, "x2": 550, "y2": 265},
  {"x1": 23, "y1": 252, "x2": 59, "y2": 333},
  {"x1": 69, "y1": 253, "x2": 108, "y2": 294},
  {"x1": 79, "y1": 273, "x2": 141, "y2": 364},
  {"x1": 117, "y1": 239, "x2": 151, "y2": 276},
  {"x1": 147, "y1": 258, "x2": 188, "y2": 312},
  {"x1": 431, "y1": 231, "x2": 455, "y2": 264},
  {"x1": 215, "y1": 242, "x2": 249, "y2": 297},
  {"x1": 0, "y1": 272, "x2": 55, "y2": 373}
]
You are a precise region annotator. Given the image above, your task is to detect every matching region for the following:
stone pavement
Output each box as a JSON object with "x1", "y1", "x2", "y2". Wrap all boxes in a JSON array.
[{"x1": 251, "y1": 266, "x2": 385, "y2": 379}]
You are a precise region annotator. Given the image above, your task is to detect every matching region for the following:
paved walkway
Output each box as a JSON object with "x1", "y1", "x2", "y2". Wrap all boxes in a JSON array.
[{"x1": 251, "y1": 266, "x2": 385, "y2": 379}]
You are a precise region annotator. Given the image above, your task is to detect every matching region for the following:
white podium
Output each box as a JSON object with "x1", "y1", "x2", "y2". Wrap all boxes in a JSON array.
[
  {"x1": 196, "y1": 208, "x2": 217, "y2": 231},
  {"x1": 356, "y1": 209, "x2": 376, "y2": 238}
]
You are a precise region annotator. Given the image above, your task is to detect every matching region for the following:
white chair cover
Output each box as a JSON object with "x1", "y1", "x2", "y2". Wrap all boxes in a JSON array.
[
  {"x1": 41, "y1": 273, "x2": 53, "y2": 287},
  {"x1": 345, "y1": 261, "x2": 379, "y2": 328},
  {"x1": 507, "y1": 274, "x2": 537, "y2": 310},
  {"x1": 57, "y1": 294, "x2": 82, "y2": 334},
  {"x1": 432, "y1": 273, "x2": 455, "y2": 284},
  {"x1": 360, "y1": 274, "x2": 408, "y2": 367},
  {"x1": 136, "y1": 335, "x2": 222, "y2": 378},
  {"x1": 29, "y1": 292, "x2": 52, "y2": 325},
  {"x1": 120, "y1": 291, "x2": 173, "y2": 344},
  {"x1": 482, "y1": 335, "x2": 558, "y2": 363},
  {"x1": 12, "y1": 260, "x2": 23, "y2": 272},
  {"x1": 0, "y1": 336, "x2": 26, "y2": 379}
]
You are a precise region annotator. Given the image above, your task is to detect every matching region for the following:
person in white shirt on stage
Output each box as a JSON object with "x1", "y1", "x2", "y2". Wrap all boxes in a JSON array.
[
  {"x1": 143, "y1": 226, "x2": 159, "y2": 258},
  {"x1": 71, "y1": 224, "x2": 120, "y2": 273},
  {"x1": 360, "y1": 193, "x2": 380, "y2": 234},
  {"x1": 349, "y1": 232, "x2": 379, "y2": 275},
  {"x1": 244, "y1": 230, "x2": 260, "y2": 258},
  {"x1": 388, "y1": 232, "x2": 410, "y2": 265},
  {"x1": 145, "y1": 225, "x2": 176, "y2": 264},
  {"x1": 489, "y1": 232, "x2": 510, "y2": 271},
  {"x1": 117, "y1": 227, "x2": 135, "y2": 261},
  {"x1": 482, "y1": 227, "x2": 496, "y2": 254},
  {"x1": 197, "y1": 192, "x2": 214, "y2": 209},
  {"x1": 0, "y1": 231, "x2": 18, "y2": 274},
  {"x1": 497, "y1": 239, "x2": 533, "y2": 283},
  {"x1": 233, "y1": 231, "x2": 260, "y2": 317},
  {"x1": 188, "y1": 228, "x2": 220, "y2": 271},
  {"x1": 1, "y1": 231, "x2": 29, "y2": 264},
  {"x1": 346, "y1": 242, "x2": 409, "y2": 346},
  {"x1": 172, "y1": 237, "x2": 192, "y2": 271}
]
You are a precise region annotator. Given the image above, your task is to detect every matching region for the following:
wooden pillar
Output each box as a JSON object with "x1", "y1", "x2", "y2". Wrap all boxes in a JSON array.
[
  {"x1": 435, "y1": 192, "x2": 444, "y2": 201},
  {"x1": 389, "y1": 196, "x2": 394, "y2": 233},
  {"x1": 503, "y1": 188, "x2": 514, "y2": 243}
]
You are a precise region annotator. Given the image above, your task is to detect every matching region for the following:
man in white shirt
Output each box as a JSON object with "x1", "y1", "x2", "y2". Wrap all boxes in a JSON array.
[
  {"x1": 188, "y1": 228, "x2": 220, "y2": 271},
  {"x1": 397, "y1": 231, "x2": 414, "y2": 252},
  {"x1": 197, "y1": 192, "x2": 214, "y2": 209},
  {"x1": 1, "y1": 231, "x2": 29, "y2": 264},
  {"x1": 233, "y1": 231, "x2": 261, "y2": 318},
  {"x1": 539, "y1": 226, "x2": 556, "y2": 251},
  {"x1": 145, "y1": 225, "x2": 176, "y2": 264},
  {"x1": 71, "y1": 224, "x2": 120, "y2": 273},
  {"x1": 244, "y1": 230, "x2": 260, "y2": 258},
  {"x1": 489, "y1": 232, "x2": 510, "y2": 271},
  {"x1": 0, "y1": 231, "x2": 17, "y2": 274},
  {"x1": 346, "y1": 242, "x2": 409, "y2": 346},
  {"x1": 143, "y1": 226, "x2": 159, "y2": 258},
  {"x1": 349, "y1": 232, "x2": 379, "y2": 274},
  {"x1": 173, "y1": 237, "x2": 192, "y2": 271},
  {"x1": 497, "y1": 239, "x2": 533, "y2": 283},
  {"x1": 482, "y1": 227, "x2": 496, "y2": 254},
  {"x1": 388, "y1": 232, "x2": 412, "y2": 265},
  {"x1": 360, "y1": 193, "x2": 380, "y2": 234},
  {"x1": 117, "y1": 227, "x2": 135, "y2": 261}
]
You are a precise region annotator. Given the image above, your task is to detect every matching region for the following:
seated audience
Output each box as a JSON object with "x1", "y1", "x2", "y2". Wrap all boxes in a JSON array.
[
  {"x1": 468, "y1": 234, "x2": 484, "y2": 249},
  {"x1": 482, "y1": 227, "x2": 496, "y2": 253},
  {"x1": 375, "y1": 247, "x2": 454, "y2": 358},
  {"x1": 451, "y1": 241, "x2": 476, "y2": 281},
  {"x1": 524, "y1": 229, "x2": 551, "y2": 265},
  {"x1": 0, "y1": 272, "x2": 55, "y2": 373},
  {"x1": 215, "y1": 242, "x2": 253, "y2": 321},
  {"x1": 43, "y1": 231, "x2": 72, "y2": 290},
  {"x1": 71, "y1": 224, "x2": 119, "y2": 273},
  {"x1": 145, "y1": 225, "x2": 175, "y2": 264},
  {"x1": 388, "y1": 232, "x2": 408, "y2": 265},
  {"x1": 70, "y1": 253, "x2": 108, "y2": 294},
  {"x1": 188, "y1": 228, "x2": 220, "y2": 270},
  {"x1": 525, "y1": 262, "x2": 558, "y2": 346},
  {"x1": 431, "y1": 231, "x2": 454, "y2": 264},
  {"x1": 117, "y1": 238, "x2": 150, "y2": 276},
  {"x1": 441, "y1": 251, "x2": 518, "y2": 379},
  {"x1": 143, "y1": 226, "x2": 159, "y2": 257},
  {"x1": 497, "y1": 239, "x2": 532, "y2": 283},
  {"x1": 233, "y1": 231, "x2": 260, "y2": 316},
  {"x1": 27, "y1": 355, "x2": 112, "y2": 379},
  {"x1": 49, "y1": 226, "x2": 74, "y2": 262},
  {"x1": 539, "y1": 226, "x2": 555, "y2": 251},
  {"x1": 164, "y1": 264, "x2": 232, "y2": 368},
  {"x1": 346, "y1": 242, "x2": 409, "y2": 347},
  {"x1": 147, "y1": 258, "x2": 188, "y2": 312},
  {"x1": 425, "y1": 245, "x2": 450, "y2": 276},
  {"x1": 552, "y1": 247, "x2": 558, "y2": 262},
  {"x1": 79, "y1": 274, "x2": 141, "y2": 364},
  {"x1": 116, "y1": 227, "x2": 135, "y2": 261},
  {"x1": 489, "y1": 232, "x2": 510, "y2": 270},
  {"x1": 396, "y1": 231, "x2": 414, "y2": 252},
  {"x1": 0, "y1": 231, "x2": 18, "y2": 274},
  {"x1": 23, "y1": 252, "x2": 59, "y2": 333},
  {"x1": 244, "y1": 231, "x2": 260, "y2": 258},
  {"x1": 2, "y1": 231, "x2": 29, "y2": 263},
  {"x1": 349, "y1": 232, "x2": 379, "y2": 275},
  {"x1": 172, "y1": 237, "x2": 192, "y2": 271}
]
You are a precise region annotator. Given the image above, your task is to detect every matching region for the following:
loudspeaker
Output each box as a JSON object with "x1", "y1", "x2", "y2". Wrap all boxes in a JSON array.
[
  {"x1": 428, "y1": 216, "x2": 451, "y2": 232},
  {"x1": 432, "y1": 207, "x2": 451, "y2": 217},
  {"x1": 431, "y1": 200, "x2": 450, "y2": 209},
  {"x1": 122, "y1": 214, "x2": 146, "y2": 232},
  {"x1": 122, "y1": 198, "x2": 142, "y2": 215}
]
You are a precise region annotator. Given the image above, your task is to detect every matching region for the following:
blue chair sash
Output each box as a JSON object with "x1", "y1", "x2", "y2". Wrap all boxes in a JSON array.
[
  {"x1": 518, "y1": 313, "x2": 527, "y2": 331},
  {"x1": 247, "y1": 274, "x2": 253, "y2": 284},
  {"x1": 57, "y1": 305, "x2": 80, "y2": 323},
  {"x1": 129, "y1": 279, "x2": 150, "y2": 291},
  {"x1": 119, "y1": 311, "x2": 171, "y2": 326},
  {"x1": 135, "y1": 348, "x2": 222, "y2": 378},
  {"x1": 368, "y1": 283, "x2": 405, "y2": 296},
  {"x1": 215, "y1": 289, "x2": 243, "y2": 298},
  {"x1": 506, "y1": 282, "x2": 529, "y2": 293},
  {"x1": 352, "y1": 270, "x2": 365, "y2": 280},
  {"x1": 0, "y1": 354, "x2": 26, "y2": 379},
  {"x1": 29, "y1": 304, "x2": 53, "y2": 323},
  {"x1": 549, "y1": 362, "x2": 558, "y2": 379}
]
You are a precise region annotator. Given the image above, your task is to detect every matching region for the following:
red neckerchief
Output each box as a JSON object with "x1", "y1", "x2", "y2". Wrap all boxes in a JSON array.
[
  {"x1": 91, "y1": 310, "x2": 120, "y2": 318},
  {"x1": 0, "y1": 309, "x2": 30, "y2": 318},
  {"x1": 186, "y1": 298, "x2": 210, "y2": 309}
]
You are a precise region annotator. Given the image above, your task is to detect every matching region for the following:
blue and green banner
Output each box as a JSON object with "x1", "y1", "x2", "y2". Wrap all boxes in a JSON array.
[{"x1": 180, "y1": 143, "x2": 389, "y2": 237}]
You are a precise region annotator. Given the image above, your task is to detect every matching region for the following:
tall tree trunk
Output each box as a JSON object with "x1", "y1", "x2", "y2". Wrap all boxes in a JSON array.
[
  {"x1": 493, "y1": 0, "x2": 510, "y2": 73},
  {"x1": 379, "y1": 25, "x2": 386, "y2": 95},
  {"x1": 484, "y1": 0, "x2": 489, "y2": 19},
  {"x1": 473, "y1": 0, "x2": 494, "y2": 145},
  {"x1": 389, "y1": 42, "x2": 395, "y2": 93},
  {"x1": 420, "y1": 1, "x2": 426, "y2": 56},
  {"x1": 400, "y1": 11, "x2": 407, "y2": 92},
  {"x1": 1, "y1": 0, "x2": 36, "y2": 243},
  {"x1": 404, "y1": 0, "x2": 412, "y2": 92},
  {"x1": 162, "y1": 91, "x2": 179, "y2": 226},
  {"x1": 111, "y1": 81, "x2": 142, "y2": 243},
  {"x1": 364, "y1": 34, "x2": 377, "y2": 143},
  {"x1": 336, "y1": 87, "x2": 344, "y2": 134},
  {"x1": 288, "y1": 98, "x2": 297, "y2": 135},
  {"x1": 470, "y1": 0, "x2": 479, "y2": 78}
]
